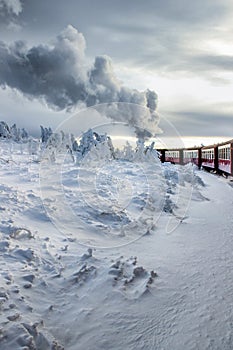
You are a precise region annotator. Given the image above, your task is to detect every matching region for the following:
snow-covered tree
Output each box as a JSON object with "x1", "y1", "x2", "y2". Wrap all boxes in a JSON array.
[
  {"x1": 72, "y1": 129, "x2": 115, "y2": 161},
  {"x1": 0, "y1": 121, "x2": 29, "y2": 142},
  {"x1": 0, "y1": 121, "x2": 11, "y2": 138},
  {"x1": 40, "y1": 126, "x2": 53, "y2": 143}
]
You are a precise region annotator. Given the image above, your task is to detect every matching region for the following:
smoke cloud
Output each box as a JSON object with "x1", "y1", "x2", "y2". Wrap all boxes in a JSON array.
[{"x1": 0, "y1": 25, "x2": 159, "y2": 137}]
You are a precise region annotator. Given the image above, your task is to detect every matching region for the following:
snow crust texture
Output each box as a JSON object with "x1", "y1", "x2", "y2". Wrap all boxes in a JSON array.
[{"x1": 1, "y1": 138, "x2": 232, "y2": 350}]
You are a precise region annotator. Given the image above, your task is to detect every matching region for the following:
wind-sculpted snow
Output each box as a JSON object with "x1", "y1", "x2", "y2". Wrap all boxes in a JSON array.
[
  {"x1": 0, "y1": 136, "x2": 220, "y2": 350},
  {"x1": 40, "y1": 127, "x2": 172, "y2": 247}
]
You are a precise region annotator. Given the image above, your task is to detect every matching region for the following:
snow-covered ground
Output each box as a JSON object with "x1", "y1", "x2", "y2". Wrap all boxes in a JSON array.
[{"x1": 0, "y1": 138, "x2": 233, "y2": 350}]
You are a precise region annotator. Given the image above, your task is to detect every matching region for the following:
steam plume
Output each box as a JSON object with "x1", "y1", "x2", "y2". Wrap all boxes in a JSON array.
[{"x1": 0, "y1": 25, "x2": 159, "y2": 137}]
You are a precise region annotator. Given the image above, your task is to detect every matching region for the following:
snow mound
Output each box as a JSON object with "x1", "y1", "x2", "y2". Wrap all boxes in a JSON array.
[
  {"x1": 0, "y1": 322, "x2": 64, "y2": 350},
  {"x1": 10, "y1": 228, "x2": 34, "y2": 240},
  {"x1": 1, "y1": 136, "x2": 233, "y2": 349},
  {"x1": 40, "y1": 134, "x2": 168, "y2": 247},
  {"x1": 109, "y1": 256, "x2": 157, "y2": 299}
]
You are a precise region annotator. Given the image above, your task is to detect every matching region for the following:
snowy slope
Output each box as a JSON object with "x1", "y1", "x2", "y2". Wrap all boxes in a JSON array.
[{"x1": 0, "y1": 139, "x2": 233, "y2": 350}]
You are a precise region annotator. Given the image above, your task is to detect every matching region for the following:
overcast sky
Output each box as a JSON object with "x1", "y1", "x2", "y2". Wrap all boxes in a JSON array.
[{"x1": 0, "y1": 0, "x2": 232, "y2": 140}]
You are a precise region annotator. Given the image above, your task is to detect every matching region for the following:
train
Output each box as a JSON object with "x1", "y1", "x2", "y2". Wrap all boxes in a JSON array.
[{"x1": 158, "y1": 139, "x2": 233, "y2": 177}]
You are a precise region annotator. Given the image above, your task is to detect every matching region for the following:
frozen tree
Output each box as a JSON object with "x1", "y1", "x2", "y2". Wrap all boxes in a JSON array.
[
  {"x1": 40, "y1": 126, "x2": 53, "y2": 143},
  {"x1": 0, "y1": 121, "x2": 10, "y2": 138},
  {"x1": 134, "y1": 139, "x2": 146, "y2": 161},
  {"x1": 120, "y1": 141, "x2": 134, "y2": 161},
  {"x1": 71, "y1": 134, "x2": 79, "y2": 152},
  {"x1": 73, "y1": 129, "x2": 115, "y2": 161},
  {"x1": 21, "y1": 128, "x2": 28, "y2": 140},
  {"x1": 0, "y1": 121, "x2": 29, "y2": 142},
  {"x1": 78, "y1": 129, "x2": 97, "y2": 156},
  {"x1": 10, "y1": 124, "x2": 20, "y2": 141}
]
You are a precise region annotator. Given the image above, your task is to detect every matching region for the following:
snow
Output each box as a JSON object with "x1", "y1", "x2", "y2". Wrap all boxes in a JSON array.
[{"x1": 0, "y1": 137, "x2": 233, "y2": 349}]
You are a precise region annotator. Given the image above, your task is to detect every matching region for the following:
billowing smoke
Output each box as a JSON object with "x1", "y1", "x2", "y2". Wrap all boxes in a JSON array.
[
  {"x1": 0, "y1": 25, "x2": 159, "y2": 138},
  {"x1": 0, "y1": 26, "x2": 87, "y2": 109}
]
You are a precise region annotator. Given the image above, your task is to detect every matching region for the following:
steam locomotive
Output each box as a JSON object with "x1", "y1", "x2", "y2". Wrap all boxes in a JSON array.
[{"x1": 158, "y1": 139, "x2": 233, "y2": 176}]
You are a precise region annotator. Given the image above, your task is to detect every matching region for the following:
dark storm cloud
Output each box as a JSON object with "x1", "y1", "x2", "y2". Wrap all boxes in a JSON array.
[
  {"x1": 83, "y1": 0, "x2": 233, "y2": 80},
  {"x1": 127, "y1": 52, "x2": 233, "y2": 83},
  {"x1": 19, "y1": 0, "x2": 226, "y2": 31},
  {"x1": 0, "y1": 25, "x2": 159, "y2": 137},
  {"x1": 1, "y1": 0, "x2": 233, "y2": 138},
  {"x1": 2, "y1": 0, "x2": 232, "y2": 78},
  {"x1": 191, "y1": 54, "x2": 233, "y2": 72},
  {"x1": 164, "y1": 109, "x2": 233, "y2": 137}
]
